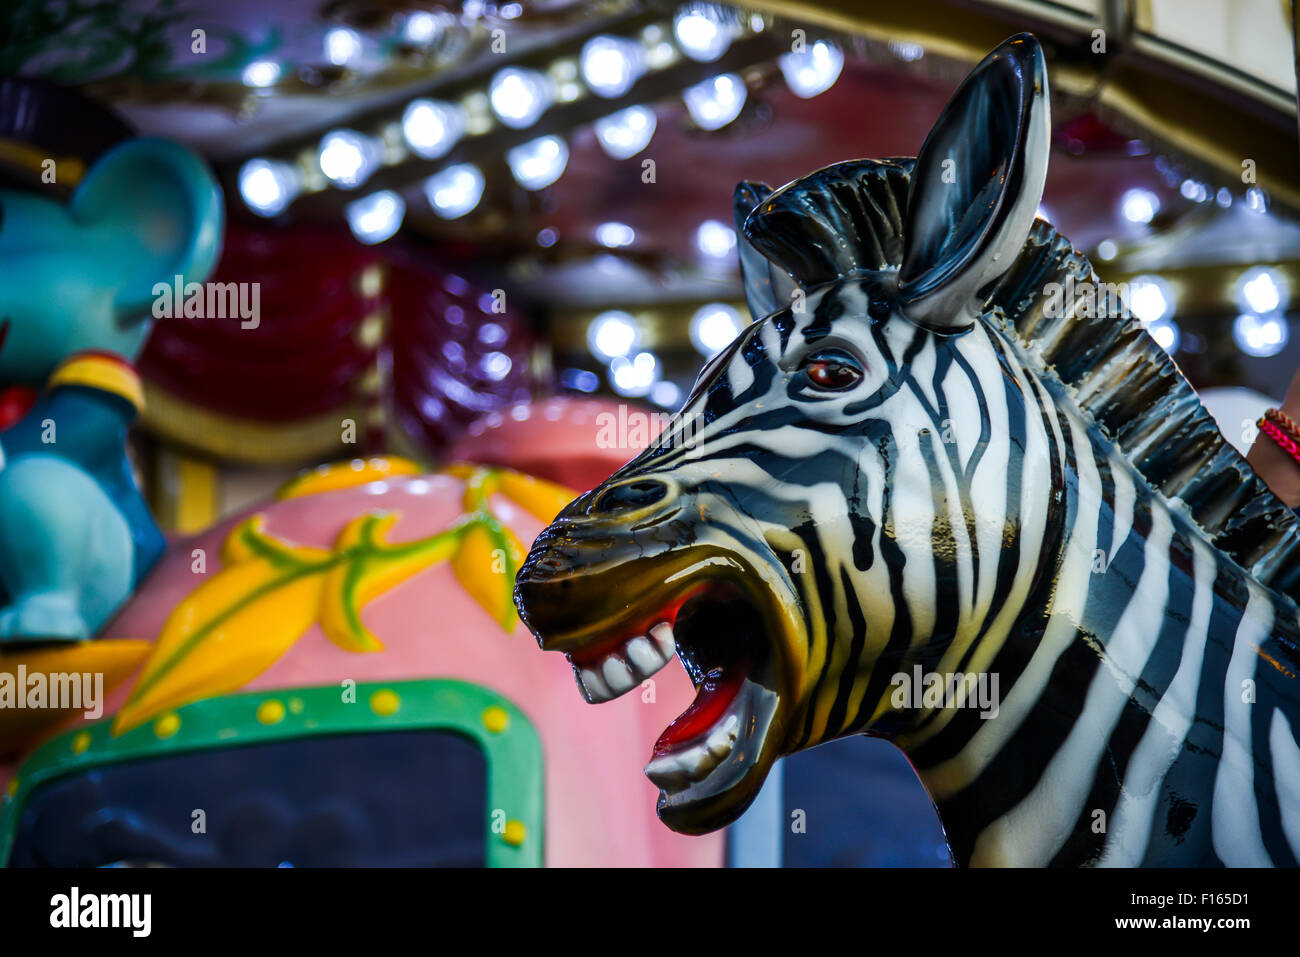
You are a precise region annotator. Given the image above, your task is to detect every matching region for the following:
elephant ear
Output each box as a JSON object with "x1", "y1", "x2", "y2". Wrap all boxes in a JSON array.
[
  {"x1": 69, "y1": 137, "x2": 224, "y2": 324},
  {"x1": 898, "y1": 33, "x2": 1050, "y2": 329},
  {"x1": 733, "y1": 181, "x2": 797, "y2": 320}
]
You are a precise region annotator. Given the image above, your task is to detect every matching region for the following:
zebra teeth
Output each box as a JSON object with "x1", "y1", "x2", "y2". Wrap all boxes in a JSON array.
[
  {"x1": 649, "y1": 622, "x2": 676, "y2": 660},
  {"x1": 572, "y1": 625, "x2": 678, "y2": 703},
  {"x1": 644, "y1": 713, "x2": 740, "y2": 789},
  {"x1": 602, "y1": 655, "x2": 636, "y2": 695},
  {"x1": 625, "y1": 635, "x2": 663, "y2": 674},
  {"x1": 577, "y1": 666, "x2": 613, "y2": 703}
]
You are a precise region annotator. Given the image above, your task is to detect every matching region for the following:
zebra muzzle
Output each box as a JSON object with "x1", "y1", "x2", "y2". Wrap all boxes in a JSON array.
[{"x1": 515, "y1": 518, "x2": 798, "y2": 834}]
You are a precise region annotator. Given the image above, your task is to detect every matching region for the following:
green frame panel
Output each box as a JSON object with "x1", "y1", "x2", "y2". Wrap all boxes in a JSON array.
[{"x1": 0, "y1": 678, "x2": 544, "y2": 867}]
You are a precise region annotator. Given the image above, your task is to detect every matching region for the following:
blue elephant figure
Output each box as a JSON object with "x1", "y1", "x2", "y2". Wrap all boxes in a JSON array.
[{"x1": 0, "y1": 131, "x2": 224, "y2": 642}]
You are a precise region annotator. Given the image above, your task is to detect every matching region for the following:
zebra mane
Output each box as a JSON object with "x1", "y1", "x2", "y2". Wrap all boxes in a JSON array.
[
  {"x1": 742, "y1": 159, "x2": 913, "y2": 285},
  {"x1": 742, "y1": 158, "x2": 1300, "y2": 604}
]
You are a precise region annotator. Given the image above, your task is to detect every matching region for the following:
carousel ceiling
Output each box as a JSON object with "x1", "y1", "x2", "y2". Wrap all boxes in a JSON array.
[{"x1": 5, "y1": 0, "x2": 1299, "y2": 408}]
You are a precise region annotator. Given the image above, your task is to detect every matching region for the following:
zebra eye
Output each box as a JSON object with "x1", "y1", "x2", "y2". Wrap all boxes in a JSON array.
[{"x1": 800, "y1": 349, "x2": 863, "y2": 391}]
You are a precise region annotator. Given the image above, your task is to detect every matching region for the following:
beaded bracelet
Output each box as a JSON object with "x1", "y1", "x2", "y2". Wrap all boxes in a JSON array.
[
  {"x1": 1259, "y1": 416, "x2": 1300, "y2": 467},
  {"x1": 1265, "y1": 407, "x2": 1300, "y2": 442}
]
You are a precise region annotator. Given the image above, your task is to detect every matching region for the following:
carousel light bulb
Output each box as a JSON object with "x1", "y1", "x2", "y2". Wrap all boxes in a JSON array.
[
  {"x1": 696, "y1": 220, "x2": 736, "y2": 259},
  {"x1": 595, "y1": 222, "x2": 635, "y2": 248},
  {"x1": 594, "y1": 106, "x2": 657, "y2": 159},
  {"x1": 1121, "y1": 188, "x2": 1159, "y2": 224},
  {"x1": 1147, "y1": 316, "x2": 1180, "y2": 354},
  {"x1": 587, "y1": 311, "x2": 640, "y2": 361},
  {"x1": 345, "y1": 191, "x2": 405, "y2": 245},
  {"x1": 674, "y1": 9, "x2": 732, "y2": 62},
  {"x1": 403, "y1": 11, "x2": 439, "y2": 45},
  {"x1": 325, "y1": 27, "x2": 363, "y2": 65},
  {"x1": 507, "y1": 135, "x2": 569, "y2": 190},
  {"x1": 651, "y1": 380, "x2": 682, "y2": 408},
  {"x1": 242, "y1": 59, "x2": 281, "y2": 87},
  {"x1": 238, "y1": 158, "x2": 300, "y2": 217},
  {"x1": 1236, "y1": 266, "x2": 1288, "y2": 316},
  {"x1": 610, "y1": 351, "x2": 659, "y2": 396},
  {"x1": 683, "y1": 74, "x2": 746, "y2": 131},
  {"x1": 402, "y1": 100, "x2": 466, "y2": 159},
  {"x1": 561, "y1": 368, "x2": 600, "y2": 393},
  {"x1": 580, "y1": 35, "x2": 645, "y2": 98},
  {"x1": 889, "y1": 40, "x2": 924, "y2": 62},
  {"x1": 318, "y1": 130, "x2": 381, "y2": 189},
  {"x1": 1127, "y1": 275, "x2": 1174, "y2": 324},
  {"x1": 1234, "y1": 312, "x2": 1289, "y2": 357},
  {"x1": 690, "y1": 303, "x2": 744, "y2": 356},
  {"x1": 778, "y1": 40, "x2": 844, "y2": 99},
  {"x1": 424, "y1": 163, "x2": 484, "y2": 219},
  {"x1": 489, "y1": 67, "x2": 555, "y2": 129},
  {"x1": 481, "y1": 351, "x2": 512, "y2": 381},
  {"x1": 1180, "y1": 179, "x2": 1210, "y2": 203}
]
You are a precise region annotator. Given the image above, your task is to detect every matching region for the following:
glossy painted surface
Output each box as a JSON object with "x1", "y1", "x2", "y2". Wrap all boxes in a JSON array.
[
  {"x1": 0, "y1": 121, "x2": 222, "y2": 641},
  {"x1": 0, "y1": 461, "x2": 723, "y2": 867},
  {"x1": 447, "y1": 396, "x2": 666, "y2": 492},
  {"x1": 136, "y1": 231, "x2": 543, "y2": 463},
  {"x1": 2, "y1": 679, "x2": 544, "y2": 867},
  {"x1": 0, "y1": 136, "x2": 223, "y2": 387},
  {"x1": 0, "y1": 356, "x2": 164, "y2": 641},
  {"x1": 516, "y1": 36, "x2": 1300, "y2": 865}
]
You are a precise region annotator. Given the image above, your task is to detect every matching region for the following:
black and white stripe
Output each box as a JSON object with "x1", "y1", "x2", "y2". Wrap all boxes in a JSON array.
[{"x1": 611, "y1": 272, "x2": 1300, "y2": 866}]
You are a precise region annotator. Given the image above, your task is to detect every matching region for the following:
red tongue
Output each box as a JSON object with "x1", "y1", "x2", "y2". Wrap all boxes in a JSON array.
[{"x1": 654, "y1": 666, "x2": 744, "y2": 755}]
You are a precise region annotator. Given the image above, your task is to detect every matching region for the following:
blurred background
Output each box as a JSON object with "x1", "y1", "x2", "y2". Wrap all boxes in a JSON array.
[
  {"x1": 2, "y1": 0, "x2": 1297, "y2": 867},
  {"x1": 5, "y1": 0, "x2": 1295, "y2": 516}
]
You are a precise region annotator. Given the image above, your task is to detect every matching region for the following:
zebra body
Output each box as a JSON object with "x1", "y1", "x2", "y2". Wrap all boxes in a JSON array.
[{"x1": 515, "y1": 35, "x2": 1300, "y2": 865}]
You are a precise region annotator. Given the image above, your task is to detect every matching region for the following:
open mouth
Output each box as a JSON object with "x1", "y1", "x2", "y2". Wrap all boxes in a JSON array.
[{"x1": 559, "y1": 584, "x2": 782, "y2": 831}]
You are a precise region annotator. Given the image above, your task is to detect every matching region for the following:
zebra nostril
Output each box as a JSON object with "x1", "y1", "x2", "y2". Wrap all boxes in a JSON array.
[{"x1": 591, "y1": 479, "x2": 669, "y2": 515}]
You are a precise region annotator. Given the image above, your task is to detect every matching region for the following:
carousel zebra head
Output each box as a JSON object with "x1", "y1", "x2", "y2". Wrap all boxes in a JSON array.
[{"x1": 516, "y1": 34, "x2": 1052, "y2": 833}]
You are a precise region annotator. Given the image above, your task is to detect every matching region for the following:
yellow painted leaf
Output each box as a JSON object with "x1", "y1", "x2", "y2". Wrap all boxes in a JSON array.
[
  {"x1": 458, "y1": 466, "x2": 499, "y2": 513},
  {"x1": 318, "y1": 512, "x2": 458, "y2": 652},
  {"x1": 277, "y1": 456, "x2": 422, "y2": 500},
  {"x1": 442, "y1": 463, "x2": 477, "y2": 481},
  {"x1": 451, "y1": 520, "x2": 525, "y2": 631},
  {"x1": 113, "y1": 518, "x2": 335, "y2": 735},
  {"x1": 496, "y1": 469, "x2": 577, "y2": 524},
  {"x1": 220, "y1": 513, "x2": 331, "y2": 567},
  {"x1": 0, "y1": 640, "x2": 150, "y2": 752}
]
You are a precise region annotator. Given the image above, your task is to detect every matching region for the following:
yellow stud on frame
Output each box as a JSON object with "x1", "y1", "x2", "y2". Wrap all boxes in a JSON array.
[
  {"x1": 257, "y1": 699, "x2": 286, "y2": 725},
  {"x1": 502, "y1": 820, "x2": 526, "y2": 846},
  {"x1": 369, "y1": 689, "x2": 400, "y2": 716},
  {"x1": 481, "y1": 705, "x2": 509, "y2": 734},
  {"x1": 154, "y1": 713, "x2": 181, "y2": 739}
]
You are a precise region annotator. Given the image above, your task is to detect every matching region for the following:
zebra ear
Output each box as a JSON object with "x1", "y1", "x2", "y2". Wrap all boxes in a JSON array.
[
  {"x1": 898, "y1": 33, "x2": 1050, "y2": 329},
  {"x1": 734, "y1": 181, "x2": 797, "y2": 319}
]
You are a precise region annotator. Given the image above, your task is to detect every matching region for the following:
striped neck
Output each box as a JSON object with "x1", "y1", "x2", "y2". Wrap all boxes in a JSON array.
[{"x1": 892, "y1": 367, "x2": 1300, "y2": 866}]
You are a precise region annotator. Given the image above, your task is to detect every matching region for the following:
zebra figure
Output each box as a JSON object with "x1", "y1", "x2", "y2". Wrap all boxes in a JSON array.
[{"x1": 515, "y1": 34, "x2": 1300, "y2": 866}]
